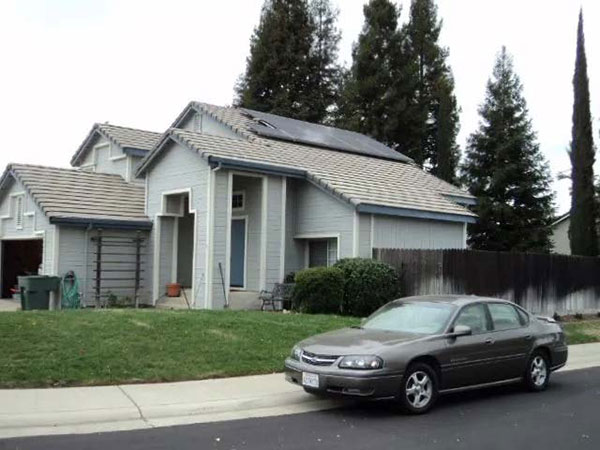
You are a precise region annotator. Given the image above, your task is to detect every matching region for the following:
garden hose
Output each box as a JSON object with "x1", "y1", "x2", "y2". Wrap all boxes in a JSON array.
[{"x1": 61, "y1": 271, "x2": 81, "y2": 309}]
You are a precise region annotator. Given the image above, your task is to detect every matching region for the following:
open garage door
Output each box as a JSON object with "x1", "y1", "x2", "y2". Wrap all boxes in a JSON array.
[{"x1": 1, "y1": 239, "x2": 43, "y2": 298}]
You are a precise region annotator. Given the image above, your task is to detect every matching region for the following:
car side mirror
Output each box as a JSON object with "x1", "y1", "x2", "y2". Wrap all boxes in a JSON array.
[{"x1": 450, "y1": 325, "x2": 472, "y2": 338}]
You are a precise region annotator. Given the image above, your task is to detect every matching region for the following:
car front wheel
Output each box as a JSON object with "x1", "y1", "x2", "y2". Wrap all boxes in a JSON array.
[
  {"x1": 525, "y1": 350, "x2": 550, "y2": 392},
  {"x1": 398, "y1": 362, "x2": 439, "y2": 414}
]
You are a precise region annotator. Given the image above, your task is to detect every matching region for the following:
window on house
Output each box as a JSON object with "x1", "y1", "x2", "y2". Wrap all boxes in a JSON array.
[
  {"x1": 232, "y1": 191, "x2": 245, "y2": 211},
  {"x1": 308, "y1": 238, "x2": 338, "y2": 268},
  {"x1": 15, "y1": 195, "x2": 24, "y2": 229}
]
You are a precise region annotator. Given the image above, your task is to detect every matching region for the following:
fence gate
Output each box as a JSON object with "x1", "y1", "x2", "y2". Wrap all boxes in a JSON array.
[{"x1": 91, "y1": 230, "x2": 145, "y2": 308}]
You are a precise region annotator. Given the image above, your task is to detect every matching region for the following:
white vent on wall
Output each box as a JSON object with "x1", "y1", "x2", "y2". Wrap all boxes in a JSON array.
[{"x1": 15, "y1": 195, "x2": 24, "y2": 229}]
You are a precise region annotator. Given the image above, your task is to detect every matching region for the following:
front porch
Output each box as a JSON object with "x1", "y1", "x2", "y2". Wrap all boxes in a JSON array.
[{"x1": 152, "y1": 169, "x2": 352, "y2": 310}]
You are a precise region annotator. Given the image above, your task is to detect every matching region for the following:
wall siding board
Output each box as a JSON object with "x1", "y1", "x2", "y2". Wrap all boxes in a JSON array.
[
  {"x1": 293, "y1": 180, "x2": 355, "y2": 258},
  {"x1": 373, "y1": 215, "x2": 464, "y2": 250}
]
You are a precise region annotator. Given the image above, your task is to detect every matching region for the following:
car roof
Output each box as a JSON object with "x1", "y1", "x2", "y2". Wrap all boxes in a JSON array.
[{"x1": 395, "y1": 295, "x2": 515, "y2": 307}]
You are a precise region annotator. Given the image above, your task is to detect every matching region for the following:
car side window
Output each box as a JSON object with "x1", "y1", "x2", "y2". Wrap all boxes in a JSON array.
[
  {"x1": 488, "y1": 303, "x2": 523, "y2": 331},
  {"x1": 454, "y1": 304, "x2": 490, "y2": 334}
]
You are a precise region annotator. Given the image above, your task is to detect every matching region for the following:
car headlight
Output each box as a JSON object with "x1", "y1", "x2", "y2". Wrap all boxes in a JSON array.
[
  {"x1": 291, "y1": 346, "x2": 303, "y2": 361},
  {"x1": 338, "y1": 355, "x2": 383, "y2": 370}
]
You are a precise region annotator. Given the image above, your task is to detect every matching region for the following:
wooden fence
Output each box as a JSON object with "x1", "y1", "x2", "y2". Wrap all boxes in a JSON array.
[{"x1": 373, "y1": 248, "x2": 600, "y2": 315}]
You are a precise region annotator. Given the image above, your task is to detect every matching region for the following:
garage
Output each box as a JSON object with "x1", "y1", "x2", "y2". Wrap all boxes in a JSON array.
[{"x1": 0, "y1": 239, "x2": 43, "y2": 298}]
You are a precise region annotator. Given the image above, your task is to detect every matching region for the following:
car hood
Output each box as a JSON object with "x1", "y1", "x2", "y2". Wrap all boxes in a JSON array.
[{"x1": 299, "y1": 327, "x2": 424, "y2": 355}]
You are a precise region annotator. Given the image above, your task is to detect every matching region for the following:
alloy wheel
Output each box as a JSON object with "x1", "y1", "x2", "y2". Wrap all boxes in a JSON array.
[
  {"x1": 405, "y1": 371, "x2": 433, "y2": 409},
  {"x1": 530, "y1": 355, "x2": 547, "y2": 387}
]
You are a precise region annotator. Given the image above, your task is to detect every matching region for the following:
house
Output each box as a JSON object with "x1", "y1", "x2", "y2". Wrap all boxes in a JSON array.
[{"x1": 0, "y1": 101, "x2": 477, "y2": 309}]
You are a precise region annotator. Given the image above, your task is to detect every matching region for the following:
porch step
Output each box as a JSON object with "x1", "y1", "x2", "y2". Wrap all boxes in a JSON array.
[
  {"x1": 156, "y1": 289, "x2": 192, "y2": 310},
  {"x1": 228, "y1": 291, "x2": 261, "y2": 310}
]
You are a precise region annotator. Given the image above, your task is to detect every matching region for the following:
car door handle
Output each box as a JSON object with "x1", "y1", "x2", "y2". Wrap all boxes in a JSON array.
[
  {"x1": 485, "y1": 338, "x2": 494, "y2": 345},
  {"x1": 525, "y1": 335, "x2": 533, "y2": 340}
]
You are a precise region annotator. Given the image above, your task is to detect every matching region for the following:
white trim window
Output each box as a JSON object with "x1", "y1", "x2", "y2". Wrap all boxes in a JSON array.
[
  {"x1": 15, "y1": 195, "x2": 25, "y2": 229},
  {"x1": 232, "y1": 190, "x2": 245, "y2": 212},
  {"x1": 308, "y1": 238, "x2": 338, "y2": 268}
]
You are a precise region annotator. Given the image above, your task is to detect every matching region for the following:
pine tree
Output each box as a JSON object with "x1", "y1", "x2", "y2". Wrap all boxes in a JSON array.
[
  {"x1": 308, "y1": 0, "x2": 341, "y2": 124},
  {"x1": 335, "y1": 0, "x2": 403, "y2": 144},
  {"x1": 569, "y1": 10, "x2": 598, "y2": 256},
  {"x1": 402, "y1": 0, "x2": 460, "y2": 178},
  {"x1": 235, "y1": 0, "x2": 341, "y2": 123},
  {"x1": 462, "y1": 47, "x2": 555, "y2": 252},
  {"x1": 235, "y1": 0, "x2": 314, "y2": 121}
]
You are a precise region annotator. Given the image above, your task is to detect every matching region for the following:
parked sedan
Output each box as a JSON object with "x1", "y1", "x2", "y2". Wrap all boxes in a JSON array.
[{"x1": 285, "y1": 295, "x2": 568, "y2": 413}]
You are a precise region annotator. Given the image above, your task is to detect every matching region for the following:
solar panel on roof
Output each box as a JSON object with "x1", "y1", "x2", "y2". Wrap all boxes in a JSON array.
[{"x1": 241, "y1": 109, "x2": 413, "y2": 163}]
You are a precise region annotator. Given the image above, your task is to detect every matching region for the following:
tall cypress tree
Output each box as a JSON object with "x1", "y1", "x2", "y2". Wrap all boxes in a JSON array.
[
  {"x1": 235, "y1": 0, "x2": 341, "y2": 123},
  {"x1": 569, "y1": 10, "x2": 598, "y2": 256},
  {"x1": 335, "y1": 0, "x2": 404, "y2": 145},
  {"x1": 462, "y1": 47, "x2": 555, "y2": 252},
  {"x1": 402, "y1": 0, "x2": 460, "y2": 179}
]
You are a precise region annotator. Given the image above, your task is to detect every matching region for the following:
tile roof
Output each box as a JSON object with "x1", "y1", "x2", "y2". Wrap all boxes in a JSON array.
[
  {"x1": 71, "y1": 123, "x2": 162, "y2": 166},
  {"x1": 2, "y1": 164, "x2": 148, "y2": 224},
  {"x1": 96, "y1": 123, "x2": 162, "y2": 151},
  {"x1": 166, "y1": 127, "x2": 476, "y2": 218}
]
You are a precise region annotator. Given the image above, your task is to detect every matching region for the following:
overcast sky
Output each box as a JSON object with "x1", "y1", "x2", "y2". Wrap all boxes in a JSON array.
[{"x1": 1, "y1": 0, "x2": 599, "y2": 214}]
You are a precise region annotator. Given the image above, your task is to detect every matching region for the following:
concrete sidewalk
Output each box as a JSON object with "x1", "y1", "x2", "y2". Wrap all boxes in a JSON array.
[{"x1": 1, "y1": 343, "x2": 599, "y2": 439}]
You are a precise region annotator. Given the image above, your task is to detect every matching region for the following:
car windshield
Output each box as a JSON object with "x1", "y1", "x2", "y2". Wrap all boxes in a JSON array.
[{"x1": 362, "y1": 301, "x2": 456, "y2": 334}]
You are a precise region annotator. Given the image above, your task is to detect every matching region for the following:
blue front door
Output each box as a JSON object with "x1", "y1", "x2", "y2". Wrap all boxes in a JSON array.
[{"x1": 230, "y1": 218, "x2": 246, "y2": 288}]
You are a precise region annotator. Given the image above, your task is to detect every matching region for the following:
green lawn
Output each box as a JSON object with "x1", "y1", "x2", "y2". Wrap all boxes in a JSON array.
[
  {"x1": 1, "y1": 310, "x2": 597, "y2": 389},
  {"x1": 563, "y1": 319, "x2": 600, "y2": 345},
  {"x1": 0, "y1": 310, "x2": 358, "y2": 388}
]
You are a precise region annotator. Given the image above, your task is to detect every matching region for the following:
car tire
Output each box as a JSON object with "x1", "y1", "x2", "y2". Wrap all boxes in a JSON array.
[
  {"x1": 524, "y1": 350, "x2": 550, "y2": 392},
  {"x1": 398, "y1": 362, "x2": 439, "y2": 414}
]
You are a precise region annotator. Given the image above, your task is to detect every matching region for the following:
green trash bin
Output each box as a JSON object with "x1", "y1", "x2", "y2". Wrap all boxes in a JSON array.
[{"x1": 18, "y1": 276, "x2": 61, "y2": 310}]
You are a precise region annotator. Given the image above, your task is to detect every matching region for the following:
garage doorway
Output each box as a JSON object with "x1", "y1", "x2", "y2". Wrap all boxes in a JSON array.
[{"x1": 1, "y1": 239, "x2": 43, "y2": 298}]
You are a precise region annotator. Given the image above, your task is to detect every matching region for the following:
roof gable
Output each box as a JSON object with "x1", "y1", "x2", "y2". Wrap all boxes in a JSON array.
[{"x1": 71, "y1": 123, "x2": 162, "y2": 166}]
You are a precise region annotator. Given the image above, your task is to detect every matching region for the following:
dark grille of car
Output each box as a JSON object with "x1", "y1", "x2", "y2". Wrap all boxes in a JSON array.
[{"x1": 301, "y1": 351, "x2": 339, "y2": 366}]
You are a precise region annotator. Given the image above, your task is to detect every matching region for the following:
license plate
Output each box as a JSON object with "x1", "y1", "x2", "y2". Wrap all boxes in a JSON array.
[{"x1": 302, "y1": 372, "x2": 319, "y2": 388}]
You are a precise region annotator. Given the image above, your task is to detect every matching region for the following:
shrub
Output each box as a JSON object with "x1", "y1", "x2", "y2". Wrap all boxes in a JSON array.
[
  {"x1": 292, "y1": 267, "x2": 344, "y2": 314},
  {"x1": 553, "y1": 312, "x2": 562, "y2": 322},
  {"x1": 575, "y1": 312, "x2": 584, "y2": 320},
  {"x1": 335, "y1": 258, "x2": 401, "y2": 317}
]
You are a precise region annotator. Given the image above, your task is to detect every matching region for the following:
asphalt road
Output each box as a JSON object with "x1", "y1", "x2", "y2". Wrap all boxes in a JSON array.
[{"x1": 3, "y1": 367, "x2": 600, "y2": 450}]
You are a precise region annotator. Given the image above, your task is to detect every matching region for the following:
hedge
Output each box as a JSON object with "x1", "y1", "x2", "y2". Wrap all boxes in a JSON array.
[
  {"x1": 334, "y1": 258, "x2": 401, "y2": 317},
  {"x1": 292, "y1": 267, "x2": 344, "y2": 314}
]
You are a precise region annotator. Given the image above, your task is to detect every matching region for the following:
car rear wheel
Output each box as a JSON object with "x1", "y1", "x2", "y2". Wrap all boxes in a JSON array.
[
  {"x1": 525, "y1": 350, "x2": 550, "y2": 392},
  {"x1": 398, "y1": 363, "x2": 438, "y2": 414}
]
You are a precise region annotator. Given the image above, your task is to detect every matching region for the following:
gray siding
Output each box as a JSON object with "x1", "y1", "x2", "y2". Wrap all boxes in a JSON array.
[
  {"x1": 210, "y1": 170, "x2": 229, "y2": 308},
  {"x1": 0, "y1": 176, "x2": 55, "y2": 277},
  {"x1": 284, "y1": 180, "x2": 305, "y2": 275},
  {"x1": 373, "y1": 215, "x2": 465, "y2": 249},
  {"x1": 79, "y1": 134, "x2": 130, "y2": 180},
  {"x1": 551, "y1": 218, "x2": 571, "y2": 255},
  {"x1": 58, "y1": 227, "x2": 150, "y2": 306},
  {"x1": 146, "y1": 140, "x2": 209, "y2": 307},
  {"x1": 293, "y1": 180, "x2": 355, "y2": 258},
  {"x1": 265, "y1": 176, "x2": 284, "y2": 287},
  {"x1": 357, "y1": 213, "x2": 372, "y2": 258}
]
